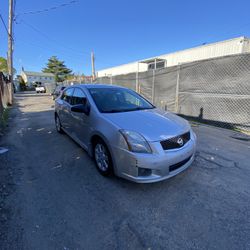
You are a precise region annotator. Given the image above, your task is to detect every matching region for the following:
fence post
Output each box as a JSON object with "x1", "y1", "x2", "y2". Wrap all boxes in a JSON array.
[
  {"x1": 110, "y1": 74, "x2": 112, "y2": 85},
  {"x1": 152, "y1": 69, "x2": 155, "y2": 104},
  {"x1": 175, "y1": 64, "x2": 180, "y2": 113},
  {"x1": 136, "y1": 62, "x2": 139, "y2": 92}
]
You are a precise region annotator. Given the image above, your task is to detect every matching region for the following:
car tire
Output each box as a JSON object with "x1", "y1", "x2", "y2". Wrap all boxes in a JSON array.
[
  {"x1": 93, "y1": 140, "x2": 113, "y2": 176},
  {"x1": 55, "y1": 114, "x2": 63, "y2": 134}
]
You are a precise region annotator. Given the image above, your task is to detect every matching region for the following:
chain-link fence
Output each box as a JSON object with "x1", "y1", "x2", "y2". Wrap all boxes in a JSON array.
[
  {"x1": 95, "y1": 53, "x2": 250, "y2": 132},
  {"x1": 44, "y1": 81, "x2": 73, "y2": 94}
]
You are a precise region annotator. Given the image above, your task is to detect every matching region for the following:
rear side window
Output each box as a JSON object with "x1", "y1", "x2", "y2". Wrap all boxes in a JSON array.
[
  {"x1": 61, "y1": 88, "x2": 74, "y2": 104},
  {"x1": 71, "y1": 88, "x2": 87, "y2": 105}
]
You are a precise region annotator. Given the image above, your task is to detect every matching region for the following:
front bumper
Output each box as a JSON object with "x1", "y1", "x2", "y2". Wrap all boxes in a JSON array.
[{"x1": 112, "y1": 134, "x2": 197, "y2": 183}]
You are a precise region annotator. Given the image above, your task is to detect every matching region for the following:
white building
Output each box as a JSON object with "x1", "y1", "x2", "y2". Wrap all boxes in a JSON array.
[
  {"x1": 97, "y1": 36, "x2": 250, "y2": 77},
  {"x1": 21, "y1": 70, "x2": 55, "y2": 87}
]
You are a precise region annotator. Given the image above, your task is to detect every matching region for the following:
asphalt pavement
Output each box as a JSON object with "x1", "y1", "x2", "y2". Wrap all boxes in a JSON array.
[{"x1": 0, "y1": 92, "x2": 250, "y2": 250}]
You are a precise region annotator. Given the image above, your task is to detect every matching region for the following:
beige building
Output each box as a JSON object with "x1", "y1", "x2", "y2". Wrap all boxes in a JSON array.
[
  {"x1": 97, "y1": 36, "x2": 250, "y2": 77},
  {"x1": 21, "y1": 70, "x2": 55, "y2": 87}
]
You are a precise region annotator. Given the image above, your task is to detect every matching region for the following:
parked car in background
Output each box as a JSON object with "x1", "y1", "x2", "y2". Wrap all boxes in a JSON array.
[
  {"x1": 35, "y1": 85, "x2": 46, "y2": 93},
  {"x1": 54, "y1": 84, "x2": 197, "y2": 183},
  {"x1": 51, "y1": 86, "x2": 66, "y2": 100}
]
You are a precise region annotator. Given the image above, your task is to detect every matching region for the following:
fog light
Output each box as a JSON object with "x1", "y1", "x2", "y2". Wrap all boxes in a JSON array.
[{"x1": 138, "y1": 167, "x2": 152, "y2": 177}]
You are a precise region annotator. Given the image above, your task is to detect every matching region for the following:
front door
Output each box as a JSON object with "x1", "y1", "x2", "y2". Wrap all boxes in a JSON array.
[{"x1": 70, "y1": 88, "x2": 90, "y2": 148}]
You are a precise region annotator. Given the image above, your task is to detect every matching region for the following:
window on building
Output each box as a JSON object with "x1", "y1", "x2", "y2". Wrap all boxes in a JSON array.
[{"x1": 148, "y1": 61, "x2": 166, "y2": 70}]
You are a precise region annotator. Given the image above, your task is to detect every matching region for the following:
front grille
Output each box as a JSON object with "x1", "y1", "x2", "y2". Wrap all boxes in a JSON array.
[
  {"x1": 160, "y1": 131, "x2": 190, "y2": 150},
  {"x1": 169, "y1": 156, "x2": 192, "y2": 172}
]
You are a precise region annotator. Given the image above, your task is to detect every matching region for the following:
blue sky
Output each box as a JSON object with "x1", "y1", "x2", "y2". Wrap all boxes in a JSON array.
[{"x1": 1, "y1": 0, "x2": 250, "y2": 75}]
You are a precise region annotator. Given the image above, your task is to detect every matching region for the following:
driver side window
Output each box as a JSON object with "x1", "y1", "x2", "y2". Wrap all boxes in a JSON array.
[
  {"x1": 71, "y1": 88, "x2": 87, "y2": 106},
  {"x1": 61, "y1": 88, "x2": 74, "y2": 104}
]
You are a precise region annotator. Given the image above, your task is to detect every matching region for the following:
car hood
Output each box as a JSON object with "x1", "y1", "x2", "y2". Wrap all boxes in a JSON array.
[{"x1": 103, "y1": 108, "x2": 190, "y2": 142}]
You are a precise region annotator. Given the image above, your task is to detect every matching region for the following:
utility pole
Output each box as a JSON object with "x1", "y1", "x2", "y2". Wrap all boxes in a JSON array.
[
  {"x1": 91, "y1": 51, "x2": 95, "y2": 82},
  {"x1": 8, "y1": 0, "x2": 14, "y2": 104}
]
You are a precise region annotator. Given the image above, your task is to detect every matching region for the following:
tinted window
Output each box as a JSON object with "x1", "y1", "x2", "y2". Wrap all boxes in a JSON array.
[
  {"x1": 88, "y1": 87, "x2": 154, "y2": 113},
  {"x1": 72, "y1": 88, "x2": 86, "y2": 105},
  {"x1": 61, "y1": 88, "x2": 74, "y2": 104}
]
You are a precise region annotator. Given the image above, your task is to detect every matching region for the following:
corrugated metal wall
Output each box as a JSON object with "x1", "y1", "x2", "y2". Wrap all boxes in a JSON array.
[{"x1": 97, "y1": 37, "x2": 249, "y2": 77}]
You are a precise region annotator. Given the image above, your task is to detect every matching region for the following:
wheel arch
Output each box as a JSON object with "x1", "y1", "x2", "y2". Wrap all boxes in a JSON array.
[
  {"x1": 90, "y1": 133, "x2": 110, "y2": 156},
  {"x1": 90, "y1": 133, "x2": 118, "y2": 174}
]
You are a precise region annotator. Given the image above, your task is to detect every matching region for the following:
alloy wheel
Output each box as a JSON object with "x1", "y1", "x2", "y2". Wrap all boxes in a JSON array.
[{"x1": 94, "y1": 143, "x2": 109, "y2": 172}]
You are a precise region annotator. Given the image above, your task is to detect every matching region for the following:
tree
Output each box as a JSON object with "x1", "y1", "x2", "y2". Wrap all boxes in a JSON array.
[
  {"x1": 18, "y1": 76, "x2": 26, "y2": 91},
  {"x1": 66, "y1": 72, "x2": 85, "y2": 81},
  {"x1": 0, "y1": 57, "x2": 16, "y2": 74},
  {"x1": 43, "y1": 56, "x2": 72, "y2": 82}
]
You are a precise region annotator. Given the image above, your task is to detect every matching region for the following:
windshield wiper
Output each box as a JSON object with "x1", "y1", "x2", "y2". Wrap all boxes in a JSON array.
[
  {"x1": 102, "y1": 107, "x2": 155, "y2": 113},
  {"x1": 129, "y1": 107, "x2": 155, "y2": 111},
  {"x1": 102, "y1": 109, "x2": 124, "y2": 113}
]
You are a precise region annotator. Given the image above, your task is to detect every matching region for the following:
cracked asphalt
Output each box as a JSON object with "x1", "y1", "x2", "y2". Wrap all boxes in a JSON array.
[{"x1": 0, "y1": 92, "x2": 250, "y2": 250}]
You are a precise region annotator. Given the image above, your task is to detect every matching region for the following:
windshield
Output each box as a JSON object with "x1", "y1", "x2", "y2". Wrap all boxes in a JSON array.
[{"x1": 88, "y1": 87, "x2": 155, "y2": 113}]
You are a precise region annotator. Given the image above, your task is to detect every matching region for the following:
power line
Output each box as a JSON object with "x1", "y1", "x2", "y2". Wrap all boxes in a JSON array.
[
  {"x1": 16, "y1": 39, "x2": 88, "y2": 63},
  {"x1": 14, "y1": 0, "x2": 78, "y2": 20},
  {"x1": 16, "y1": 19, "x2": 112, "y2": 67},
  {"x1": 13, "y1": 0, "x2": 17, "y2": 14},
  {"x1": 0, "y1": 13, "x2": 14, "y2": 41},
  {"x1": 0, "y1": 14, "x2": 8, "y2": 34},
  {"x1": 16, "y1": 19, "x2": 90, "y2": 57},
  {"x1": 13, "y1": 0, "x2": 17, "y2": 41}
]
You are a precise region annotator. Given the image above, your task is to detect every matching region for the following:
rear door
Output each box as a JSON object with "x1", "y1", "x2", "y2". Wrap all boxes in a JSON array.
[{"x1": 60, "y1": 87, "x2": 74, "y2": 132}]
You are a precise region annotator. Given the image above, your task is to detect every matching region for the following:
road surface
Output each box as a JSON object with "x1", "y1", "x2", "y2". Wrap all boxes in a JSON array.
[{"x1": 0, "y1": 92, "x2": 250, "y2": 249}]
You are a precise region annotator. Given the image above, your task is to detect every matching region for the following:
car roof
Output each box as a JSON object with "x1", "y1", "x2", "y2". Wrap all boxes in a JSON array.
[{"x1": 68, "y1": 84, "x2": 128, "y2": 90}]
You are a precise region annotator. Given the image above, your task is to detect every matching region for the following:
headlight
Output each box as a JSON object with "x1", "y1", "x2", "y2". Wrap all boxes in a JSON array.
[{"x1": 120, "y1": 130, "x2": 152, "y2": 153}]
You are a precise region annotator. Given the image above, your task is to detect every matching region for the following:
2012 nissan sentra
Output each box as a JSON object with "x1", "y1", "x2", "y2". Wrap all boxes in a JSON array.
[{"x1": 54, "y1": 84, "x2": 197, "y2": 183}]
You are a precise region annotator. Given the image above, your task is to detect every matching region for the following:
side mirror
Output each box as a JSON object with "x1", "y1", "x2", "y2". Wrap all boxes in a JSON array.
[{"x1": 71, "y1": 104, "x2": 90, "y2": 115}]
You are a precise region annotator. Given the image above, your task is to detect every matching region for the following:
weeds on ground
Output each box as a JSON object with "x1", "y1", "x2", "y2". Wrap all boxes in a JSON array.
[{"x1": 0, "y1": 108, "x2": 9, "y2": 135}]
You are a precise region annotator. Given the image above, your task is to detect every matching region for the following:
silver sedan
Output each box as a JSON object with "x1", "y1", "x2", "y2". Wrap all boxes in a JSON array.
[{"x1": 54, "y1": 84, "x2": 197, "y2": 183}]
